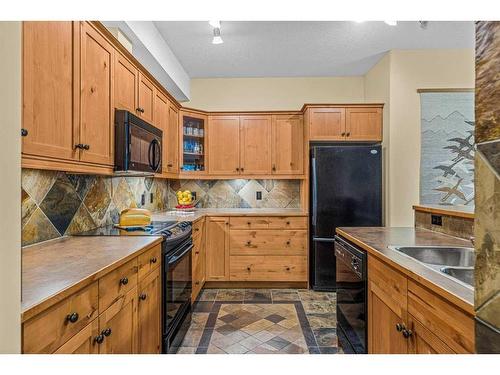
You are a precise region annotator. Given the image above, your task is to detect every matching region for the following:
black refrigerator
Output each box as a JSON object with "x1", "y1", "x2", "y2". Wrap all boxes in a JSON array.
[{"x1": 310, "y1": 144, "x2": 382, "y2": 291}]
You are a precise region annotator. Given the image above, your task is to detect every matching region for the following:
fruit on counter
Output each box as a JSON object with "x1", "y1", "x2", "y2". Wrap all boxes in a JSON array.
[
  {"x1": 119, "y1": 208, "x2": 152, "y2": 227},
  {"x1": 176, "y1": 190, "x2": 193, "y2": 205}
]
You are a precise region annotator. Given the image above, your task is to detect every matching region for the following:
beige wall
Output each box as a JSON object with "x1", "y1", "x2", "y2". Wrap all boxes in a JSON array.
[
  {"x1": 365, "y1": 49, "x2": 475, "y2": 226},
  {"x1": 184, "y1": 76, "x2": 365, "y2": 111},
  {"x1": 0, "y1": 22, "x2": 21, "y2": 353}
]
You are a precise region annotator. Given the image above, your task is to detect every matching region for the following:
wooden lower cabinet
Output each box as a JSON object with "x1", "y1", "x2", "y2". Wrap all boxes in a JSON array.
[
  {"x1": 54, "y1": 319, "x2": 99, "y2": 354},
  {"x1": 367, "y1": 253, "x2": 474, "y2": 354},
  {"x1": 137, "y1": 268, "x2": 161, "y2": 354},
  {"x1": 205, "y1": 217, "x2": 230, "y2": 281},
  {"x1": 192, "y1": 219, "x2": 206, "y2": 301}
]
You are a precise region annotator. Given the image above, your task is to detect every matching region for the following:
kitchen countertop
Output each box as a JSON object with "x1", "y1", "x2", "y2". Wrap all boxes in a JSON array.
[
  {"x1": 413, "y1": 204, "x2": 475, "y2": 219},
  {"x1": 21, "y1": 235, "x2": 162, "y2": 322},
  {"x1": 336, "y1": 227, "x2": 474, "y2": 314},
  {"x1": 152, "y1": 208, "x2": 308, "y2": 223}
]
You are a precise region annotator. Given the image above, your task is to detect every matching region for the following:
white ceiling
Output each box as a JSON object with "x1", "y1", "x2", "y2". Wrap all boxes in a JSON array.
[{"x1": 154, "y1": 21, "x2": 474, "y2": 78}]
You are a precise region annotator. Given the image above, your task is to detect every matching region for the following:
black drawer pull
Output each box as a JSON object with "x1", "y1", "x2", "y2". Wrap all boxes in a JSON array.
[
  {"x1": 102, "y1": 328, "x2": 112, "y2": 337},
  {"x1": 94, "y1": 335, "x2": 104, "y2": 344},
  {"x1": 66, "y1": 312, "x2": 79, "y2": 324},
  {"x1": 119, "y1": 277, "x2": 129, "y2": 286},
  {"x1": 21, "y1": 128, "x2": 28, "y2": 137},
  {"x1": 150, "y1": 257, "x2": 157, "y2": 264},
  {"x1": 139, "y1": 293, "x2": 147, "y2": 301}
]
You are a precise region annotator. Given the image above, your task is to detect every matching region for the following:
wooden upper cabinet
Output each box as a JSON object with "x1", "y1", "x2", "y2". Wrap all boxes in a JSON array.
[
  {"x1": 309, "y1": 107, "x2": 346, "y2": 141},
  {"x1": 346, "y1": 107, "x2": 382, "y2": 141},
  {"x1": 114, "y1": 53, "x2": 138, "y2": 113},
  {"x1": 98, "y1": 287, "x2": 138, "y2": 354},
  {"x1": 138, "y1": 73, "x2": 155, "y2": 124},
  {"x1": 165, "y1": 104, "x2": 179, "y2": 173},
  {"x1": 80, "y1": 22, "x2": 114, "y2": 166},
  {"x1": 205, "y1": 217, "x2": 230, "y2": 281},
  {"x1": 154, "y1": 90, "x2": 170, "y2": 174},
  {"x1": 239, "y1": 115, "x2": 272, "y2": 175},
  {"x1": 22, "y1": 21, "x2": 79, "y2": 161},
  {"x1": 272, "y1": 115, "x2": 304, "y2": 175},
  {"x1": 137, "y1": 268, "x2": 161, "y2": 354},
  {"x1": 208, "y1": 116, "x2": 241, "y2": 175}
]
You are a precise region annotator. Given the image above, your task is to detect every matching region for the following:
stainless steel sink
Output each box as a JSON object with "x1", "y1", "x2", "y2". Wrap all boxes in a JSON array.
[
  {"x1": 440, "y1": 266, "x2": 474, "y2": 287},
  {"x1": 390, "y1": 246, "x2": 475, "y2": 267}
]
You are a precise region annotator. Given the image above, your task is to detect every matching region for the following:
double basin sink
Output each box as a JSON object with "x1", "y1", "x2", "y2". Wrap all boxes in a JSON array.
[{"x1": 388, "y1": 246, "x2": 474, "y2": 287}]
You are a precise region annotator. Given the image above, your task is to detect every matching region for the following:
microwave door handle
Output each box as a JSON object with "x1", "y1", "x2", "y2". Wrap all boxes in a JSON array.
[
  {"x1": 149, "y1": 139, "x2": 161, "y2": 172},
  {"x1": 148, "y1": 140, "x2": 154, "y2": 170},
  {"x1": 153, "y1": 139, "x2": 161, "y2": 172}
]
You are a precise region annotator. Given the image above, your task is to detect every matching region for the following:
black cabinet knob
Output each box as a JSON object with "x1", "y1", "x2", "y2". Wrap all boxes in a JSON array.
[
  {"x1": 119, "y1": 277, "x2": 129, "y2": 286},
  {"x1": 102, "y1": 328, "x2": 112, "y2": 337},
  {"x1": 66, "y1": 312, "x2": 79, "y2": 324},
  {"x1": 402, "y1": 329, "x2": 413, "y2": 338},
  {"x1": 247, "y1": 267, "x2": 251, "y2": 271},
  {"x1": 240, "y1": 167, "x2": 244, "y2": 172},
  {"x1": 286, "y1": 267, "x2": 291, "y2": 271},
  {"x1": 395, "y1": 323, "x2": 403, "y2": 332},
  {"x1": 94, "y1": 335, "x2": 104, "y2": 344},
  {"x1": 246, "y1": 240, "x2": 251, "y2": 246},
  {"x1": 139, "y1": 293, "x2": 147, "y2": 301},
  {"x1": 341, "y1": 132, "x2": 346, "y2": 137},
  {"x1": 75, "y1": 143, "x2": 84, "y2": 149},
  {"x1": 195, "y1": 281, "x2": 200, "y2": 285},
  {"x1": 21, "y1": 128, "x2": 28, "y2": 137},
  {"x1": 83, "y1": 144, "x2": 90, "y2": 150},
  {"x1": 346, "y1": 132, "x2": 351, "y2": 137},
  {"x1": 150, "y1": 257, "x2": 157, "y2": 264},
  {"x1": 236, "y1": 167, "x2": 240, "y2": 172},
  {"x1": 286, "y1": 240, "x2": 291, "y2": 245}
]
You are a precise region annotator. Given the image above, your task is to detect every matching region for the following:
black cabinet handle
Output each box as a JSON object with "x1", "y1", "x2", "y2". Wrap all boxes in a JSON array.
[
  {"x1": 195, "y1": 251, "x2": 199, "y2": 255},
  {"x1": 286, "y1": 221, "x2": 291, "y2": 225},
  {"x1": 272, "y1": 165, "x2": 276, "y2": 172},
  {"x1": 286, "y1": 267, "x2": 291, "y2": 271},
  {"x1": 236, "y1": 167, "x2": 240, "y2": 172},
  {"x1": 246, "y1": 240, "x2": 251, "y2": 246},
  {"x1": 395, "y1": 323, "x2": 403, "y2": 332},
  {"x1": 341, "y1": 132, "x2": 346, "y2": 137},
  {"x1": 346, "y1": 132, "x2": 351, "y2": 137},
  {"x1": 240, "y1": 167, "x2": 244, "y2": 172},
  {"x1": 94, "y1": 335, "x2": 104, "y2": 344},
  {"x1": 119, "y1": 277, "x2": 129, "y2": 286},
  {"x1": 102, "y1": 328, "x2": 112, "y2": 337},
  {"x1": 402, "y1": 329, "x2": 413, "y2": 338},
  {"x1": 83, "y1": 144, "x2": 90, "y2": 150},
  {"x1": 21, "y1": 128, "x2": 28, "y2": 137},
  {"x1": 195, "y1": 281, "x2": 200, "y2": 285},
  {"x1": 136, "y1": 107, "x2": 145, "y2": 113},
  {"x1": 167, "y1": 163, "x2": 173, "y2": 167},
  {"x1": 150, "y1": 257, "x2": 157, "y2": 264},
  {"x1": 75, "y1": 143, "x2": 85, "y2": 149},
  {"x1": 139, "y1": 293, "x2": 147, "y2": 301},
  {"x1": 247, "y1": 267, "x2": 251, "y2": 271},
  {"x1": 66, "y1": 312, "x2": 79, "y2": 324},
  {"x1": 286, "y1": 240, "x2": 291, "y2": 245}
]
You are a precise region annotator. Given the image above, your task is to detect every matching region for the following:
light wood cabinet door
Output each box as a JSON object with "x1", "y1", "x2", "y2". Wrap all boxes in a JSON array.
[
  {"x1": 137, "y1": 268, "x2": 161, "y2": 354},
  {"x1": 80, "y1": 22, "x2": 114, "y2": 166},
  {"x1": 165, "y1": 103, "x2": 179, "y2": 173},
  {"x1": 153, "y1": 90, "x2": 170, "y2": 174},
  {"x1": 54, "y1": 319, "x2": 99, "y2": 354},
  {"x1": 206, "y1": 217, "x2": 230, "y2": 281},
  {"x1": 208, "y1": 116, "x2": 241, "y2": 175},
  {"x1": 239, "y1": 115, "x2": 272, "y2": 175},
  {"x1": 272, "y1": 115, "x2": 304, "y2": 175},
  {"x1": 22, "y1": 21, "x2": 79, "y2": 161},
  {"x1": 98, "y1": 287, "x2": 138, "y2": 354},
  {"x1": 345, "y1": 107, "x2": 382, "y2": 141},
  {"x1": 309, "y1": 108, "x2": 346, "y2": 141},
  {"x1": 407, "y1": 314, "x2": 454, "y2": 354},
  {"x1": 114, "y1": 52, "x2": 138, "y2": 113},
  {"x1": 138, "y1": 73, "x2": 155, "y2": 124}
]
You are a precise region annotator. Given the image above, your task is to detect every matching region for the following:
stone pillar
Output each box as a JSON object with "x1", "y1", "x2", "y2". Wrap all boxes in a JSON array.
[{"x1": 474, "y1": 21, "x2": 500, "y2": 353}]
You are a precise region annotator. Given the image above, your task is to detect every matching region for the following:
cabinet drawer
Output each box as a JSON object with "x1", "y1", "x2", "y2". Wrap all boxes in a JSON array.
[
  {"x1": 230, "y1": 255, "x2": 307, "y2": 281},
  {"x1": 408, "y1": 280, "x2": 474, "y2": 353},
  {"x1": 367, "y1": 255, "x2": 407, "y2": 319},
  {"x1": 138, "y1": 244, "x2": 161, "y2": 281},
  {"x1": 23, "y1": 282, "x2": 98, "y2": 353},
  {"x1": 99, "y1": 258, "x2": 138, "y2": 311},
  {"x1": 230, "y1": 216, "x2": 307, "y2": 229},
  {"x1": 230, "y1": 230, "x2": 307, "y2": 256}
]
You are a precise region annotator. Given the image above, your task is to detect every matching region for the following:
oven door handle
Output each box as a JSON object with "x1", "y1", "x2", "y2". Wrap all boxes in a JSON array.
[{"x1": 167, "y1": 243, "x2": 193, "y2": 266}]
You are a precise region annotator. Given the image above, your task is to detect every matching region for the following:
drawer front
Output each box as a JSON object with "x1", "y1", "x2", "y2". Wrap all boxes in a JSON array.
[
  {"x1": 23, "y1": 282, "x2": 99, "y2": 353},
  {"x1": 408, "y1": 280, "x2": 474, "y2": 353},
  {"x1": 138, "y1": 244, "x2": 161, "y2": 281},
  {"x1": 367, "y1": 255, "x2": 407, "y2": 319},
  {"x1": 230, "y1": 230, "x2": 307, "y2": 256},
  {"x1": 230, "y1": 216, "x2": 307, "y2": 230},
  {"x1": 230, "y1": 255, "x2": 307, "y2": 281},
  {"x1": 99, "y1": 258, "x2": 138, "y2": 311}
]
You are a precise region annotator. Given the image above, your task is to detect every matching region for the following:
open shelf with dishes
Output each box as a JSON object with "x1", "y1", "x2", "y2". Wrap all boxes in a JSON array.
[{"x1": 180, "y1": 112, "x2": 207, "y2": 173}]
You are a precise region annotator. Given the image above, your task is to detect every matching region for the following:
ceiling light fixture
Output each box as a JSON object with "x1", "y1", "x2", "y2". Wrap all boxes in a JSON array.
[
  {"x1": 384, "y1": 21, "x2": 397, "y2": 26},
  {"x1": 209, "y1": 20, "x2": 220, "y2": 28},
  {"x1": 212, "y1": 27, "x2": 223, "y2": 44}
]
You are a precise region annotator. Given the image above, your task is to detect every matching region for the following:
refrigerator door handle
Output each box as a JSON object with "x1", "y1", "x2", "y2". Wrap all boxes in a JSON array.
[{"x1": 311, "y1": 156, "x2": 318, "y2": 227}]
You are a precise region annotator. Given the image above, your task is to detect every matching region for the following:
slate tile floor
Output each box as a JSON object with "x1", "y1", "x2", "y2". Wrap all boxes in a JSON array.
[{"x1": 177, "y1": 289, "x2": 340, "y2": 354}]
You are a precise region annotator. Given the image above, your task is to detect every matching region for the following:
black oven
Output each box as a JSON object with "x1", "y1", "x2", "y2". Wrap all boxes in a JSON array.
[
  {"x1": 115, "y1": 109, "x2": 162, "y2": 174},
  {"x1": 334, "y1": 235, "x2": 367, "y2": 354},
  {"x1": 163, "y1": 237, "x2": 192, "y2": 353}
]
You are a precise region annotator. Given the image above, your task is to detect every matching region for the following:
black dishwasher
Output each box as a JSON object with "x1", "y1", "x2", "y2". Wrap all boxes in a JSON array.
[{"x1": 334, "y1": 235, "x2": 367, "y2": 354}]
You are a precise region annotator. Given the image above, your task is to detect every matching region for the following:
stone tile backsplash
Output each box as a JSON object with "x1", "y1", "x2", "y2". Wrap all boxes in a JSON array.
[{"x1": 21, "y1": 169, "x2": 301, "y2": 246}]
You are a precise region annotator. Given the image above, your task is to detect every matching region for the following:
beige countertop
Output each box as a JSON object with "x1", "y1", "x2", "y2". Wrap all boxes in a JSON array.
[
  {"x1": 152, "y1": 208, "x2": 308, "y2": 223},
  {"x1": 336, "y1": 227, "x2": 474, "y2": 315},
  {"x1": 21, "y1": 235, "x2": 162, "y2": 322}
]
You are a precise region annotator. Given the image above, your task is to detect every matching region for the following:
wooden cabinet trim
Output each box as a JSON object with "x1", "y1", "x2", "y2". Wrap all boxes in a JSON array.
[
  {"x1": 98, "y1": 258, "x2": 138, "y2": 312},
  {"x1": 53, "y1": 319, "x2": 99, "y2": 354}
]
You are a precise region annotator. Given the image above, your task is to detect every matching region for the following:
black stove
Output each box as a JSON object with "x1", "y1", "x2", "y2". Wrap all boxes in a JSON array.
[{"x1": 76, "y1": 220, "x2": 193, "y2": 354}]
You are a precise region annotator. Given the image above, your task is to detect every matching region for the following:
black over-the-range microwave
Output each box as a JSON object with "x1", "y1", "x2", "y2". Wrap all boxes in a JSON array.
[{"x1": 115, "y1": 109, "x2": 162, "y2": 174}]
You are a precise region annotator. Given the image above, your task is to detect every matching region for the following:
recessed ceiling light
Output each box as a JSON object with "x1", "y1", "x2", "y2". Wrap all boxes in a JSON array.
[
  {"x1": 209, "y1": 20, "x2": 220, "y2": 28},
  {"x1": 384, "y1": 21, "x2": 397, "y2": 26},
  {"x1": 212, "y1": 27, "x2": 223, "y2": 44}
]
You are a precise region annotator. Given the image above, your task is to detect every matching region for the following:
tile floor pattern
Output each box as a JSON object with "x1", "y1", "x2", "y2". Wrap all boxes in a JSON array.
[{"x1": 178, "y1": 289, "x2": 340, "y2": 354}]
